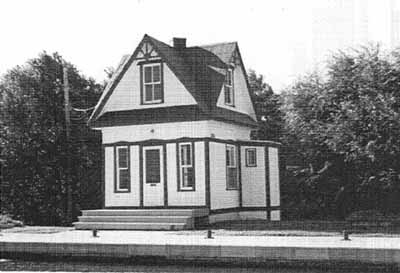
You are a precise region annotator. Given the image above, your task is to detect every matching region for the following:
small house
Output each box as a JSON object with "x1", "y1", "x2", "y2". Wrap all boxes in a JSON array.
[{"x1": 74, "y1": 35, "x2": 281, "y2": 230}]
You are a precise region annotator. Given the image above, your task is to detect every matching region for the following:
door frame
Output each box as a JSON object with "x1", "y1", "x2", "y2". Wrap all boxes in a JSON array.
[{"x1": 142, "y1": 145, "x2": 166, "y2": 207}]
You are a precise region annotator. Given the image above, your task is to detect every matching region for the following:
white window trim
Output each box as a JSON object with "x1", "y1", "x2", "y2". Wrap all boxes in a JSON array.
[
  {"x1": 116, "y1": 146, "x2": 129, "y2": 192},
  {"x1": 143, "y1": 63, "x2": 162, "y2": 104},
  {"x1": 226, "y1": 145, "x2": 236, "y2": 168},
  {"x1": 179, "y1": 142, "x2": 194, "y2": 190},
  {"x1": 224, "y1": 68, "x2": 234, "y2": 106},
  {"x1": 245, "y1": 148, "x2": 257, "y2": 167},
  {"x1": 226, "y1": 144, "x2": 238, "y2": 190}
]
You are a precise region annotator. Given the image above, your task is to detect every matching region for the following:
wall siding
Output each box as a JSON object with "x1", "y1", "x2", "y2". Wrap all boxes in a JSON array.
[
  {"x1": 268, "y1": 147, "x2": 281, "y2": 220},
  {"x1": 208, "y1": 121, "x2": 251, "y2": 140},
  {"x1": 101, "y1": 61, "x2": 197, "y2": 115},
  {"x1": 167, "y1": 142, "x2": 206, "y2": 206},
  {"x1": 240, "y1": 211, "x2": 268, "y2": 220},
  {"x1": 216, "y1": 64, "x2": 256, "y2": 120},
  {"x1": 101, "y1": 121, "x2": 252, "y2": 144},
  {"x1": 105, "y1": 145, "x2": 140, "y2": 207},
  {"x1": 101, "y1": 121, "x2": 210, "y2": 143},
  {"x1": 209, "y1": 142, "x2": 240, "y2": 210},
  {"x1": 240, "y1": 146, "x2": 267, "y2": 207}
]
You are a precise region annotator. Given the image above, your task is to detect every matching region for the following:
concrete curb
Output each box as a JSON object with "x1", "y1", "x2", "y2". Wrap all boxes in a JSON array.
[{"x1": 1, "y1": 241, "x2": 400, "y2": 267}]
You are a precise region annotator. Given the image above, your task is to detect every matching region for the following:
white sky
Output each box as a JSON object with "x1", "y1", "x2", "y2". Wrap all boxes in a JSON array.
[{"x1": 0, "y1": 0, "x2": 397, "y2": 92}]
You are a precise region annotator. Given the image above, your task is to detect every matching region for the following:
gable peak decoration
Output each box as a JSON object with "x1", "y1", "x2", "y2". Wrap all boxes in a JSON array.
[{"x1": 137, "y1": 41, "x2": 159, "y2": 60}]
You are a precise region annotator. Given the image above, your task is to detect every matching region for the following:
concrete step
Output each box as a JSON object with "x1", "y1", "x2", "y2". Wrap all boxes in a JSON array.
[
  {"x1": 82, "y1": 209, "x2": 208, "y2": 217},
  {"x1": 78, "y1": 215, "x2": 192, "y2": 224},
  {"x1": 73, "y1": 222, "x2": 187, "y2": 230}
]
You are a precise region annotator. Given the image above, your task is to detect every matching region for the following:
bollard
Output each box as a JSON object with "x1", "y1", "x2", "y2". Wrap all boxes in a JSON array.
[
  {"x1": 92, "y1": 229, "x2": 99, "y2": 237},
  {"x1": 343, "y1": 230, "x2": 350, "y2": 241},
  {"x1": 206, "y1": 229, "x2": 214, "y2": 239}
]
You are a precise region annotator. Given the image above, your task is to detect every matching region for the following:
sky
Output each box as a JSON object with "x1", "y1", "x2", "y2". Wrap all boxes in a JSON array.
[{"x1": 0, "y1": 0, "x2": 398, "y2": 92}]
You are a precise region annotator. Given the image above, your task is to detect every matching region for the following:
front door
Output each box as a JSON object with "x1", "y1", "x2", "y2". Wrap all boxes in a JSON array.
[{"x1": 143, "y1": 146, "x2": 164, "y2": 206}]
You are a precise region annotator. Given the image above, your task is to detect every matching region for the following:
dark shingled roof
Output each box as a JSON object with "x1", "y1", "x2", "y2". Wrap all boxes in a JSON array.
[{"x1": 89, "y1": 34, "x2": 257, "y2": 128}]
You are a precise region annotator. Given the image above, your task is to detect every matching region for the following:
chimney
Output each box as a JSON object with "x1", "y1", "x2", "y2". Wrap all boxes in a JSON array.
[{"x1": 173, "y1": 37, "x2": 186, "y2": 49}]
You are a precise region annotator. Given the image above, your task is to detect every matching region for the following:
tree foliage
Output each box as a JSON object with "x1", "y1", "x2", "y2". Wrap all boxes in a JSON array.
[
  {"x1": 0, "y1": 52, "x2": 103, "y2": 225},
  {"x1": 281, "y1": 45, "x2": 400, "y2": 219},
  {"x1": 248, "y1": 69, "x2": 284, "y2": 142}
]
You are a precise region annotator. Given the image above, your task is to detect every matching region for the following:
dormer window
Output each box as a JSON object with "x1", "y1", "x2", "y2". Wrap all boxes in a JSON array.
[
  {"x1": 224, "y1": 68, "x2": 234, "y2": 106},
  {"x1": 142, "y1": 63, "x2": 163, "y2": 104}
]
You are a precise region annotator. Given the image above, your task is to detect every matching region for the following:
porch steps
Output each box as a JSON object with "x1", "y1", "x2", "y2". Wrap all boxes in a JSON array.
[
  {"x1": 73, "y1": 209, "x2": 209, "y2": 230},
  {"x1": 78, "y1": 216, "x2": 191, "y2": 223},
  {"x1": 73, "y1": 222, "x2": 187, "y2": 230}
]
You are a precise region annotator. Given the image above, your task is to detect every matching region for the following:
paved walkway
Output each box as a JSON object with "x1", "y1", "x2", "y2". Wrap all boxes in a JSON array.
[
  {"x1": 1, "y1": 230, "x2": 400, "y2": 266},
  {"x1": 1, "y1": 230, "x2": 400, "y2": 249}
]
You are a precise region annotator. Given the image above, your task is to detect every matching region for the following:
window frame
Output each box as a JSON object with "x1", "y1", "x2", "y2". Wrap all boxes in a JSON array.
[
  {"x1": 224, "y1": 68, "x2": 234, "y2": 106},
  {"x1": 177, "y1": 142, "x2": 195, "y2": 191},
  {"x1": 245, "y1": 148, "x2": 257, "y2": 167},
  {"x1": 115, "y1": 146, "x2": 130, "y2": 193},
  {"x1": 141, "y1": 62, "x2": 163, "y2": 104},
  {"x1": 226, "y1": 144, "x2": 239, "y2": 190}
]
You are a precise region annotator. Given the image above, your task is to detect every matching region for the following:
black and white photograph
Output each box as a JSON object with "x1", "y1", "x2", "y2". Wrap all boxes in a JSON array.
[{"x1": 0, "y1": 0, "x2": 400, "y2": 272}]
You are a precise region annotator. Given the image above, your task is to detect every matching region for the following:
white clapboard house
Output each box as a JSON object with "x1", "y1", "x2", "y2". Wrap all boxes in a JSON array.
[{"x1": 74, "y1": 35, "x2": 281, "y2": 230}]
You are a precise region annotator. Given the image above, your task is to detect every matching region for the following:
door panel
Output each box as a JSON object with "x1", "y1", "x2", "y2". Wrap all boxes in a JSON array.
[{"x1": 143, "y1": 146, "x2": 164, "y2": 206}]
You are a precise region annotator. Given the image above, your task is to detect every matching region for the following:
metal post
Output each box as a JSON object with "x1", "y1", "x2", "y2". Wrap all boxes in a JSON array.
[
  {"x1": 206, "y1": 229, "x2": 214, "y2": 239},
  {"x1": 343, "y1": 230, "x2": 351, "y2": 241}
]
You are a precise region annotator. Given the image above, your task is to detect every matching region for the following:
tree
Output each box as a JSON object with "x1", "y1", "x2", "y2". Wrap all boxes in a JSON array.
[
  {"x1": 282, "y1": 45, "x2": 400, "y2": 219},
  {"x1": 0, "y1": 52, "x2": 103, "y2": 225},
  {"x1": 247, "y1": 69, "x2": 284, "y2": 142}
]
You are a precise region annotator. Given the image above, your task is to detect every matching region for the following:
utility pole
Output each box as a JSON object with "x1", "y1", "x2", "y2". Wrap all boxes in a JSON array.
[{"x1": 63, "y1": 64, "x2": 73, "y2": 224}]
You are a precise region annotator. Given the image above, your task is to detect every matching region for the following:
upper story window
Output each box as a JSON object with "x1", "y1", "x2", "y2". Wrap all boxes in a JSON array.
[
  {"x1": 142, "y1": 63, "x2": 163, "y2": 104},
  {"x1": 224, "y1": 68, "x2": 234, "y2": 106}
]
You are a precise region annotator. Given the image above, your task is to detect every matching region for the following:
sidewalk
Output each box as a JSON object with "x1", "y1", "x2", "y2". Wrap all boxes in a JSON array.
[{"x1": 1, "y1": 229, "x2": 400, "y2": 266}]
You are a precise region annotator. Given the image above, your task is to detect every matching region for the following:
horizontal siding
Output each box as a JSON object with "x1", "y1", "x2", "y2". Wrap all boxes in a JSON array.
[
  {"x1": 105, "y1": 145, "x2": 140, "y2": 207},
  {"x1": 216, "y1": 64, "x2": 256, "y2": 120},
  {"x1": 241, "y1": 146, "x2": 266, "y2": 207},
  {"x1": 167, "y1": 142, "x2": 206, "y2": 206},
  {"x1": 102, "y1": 61, "x2": 196, "y2": 114},
  {"x1": 101, "y1": 120, "x2": 253, "y2": 143},
  {"x1": 207, "y1": 121, "x2": 251, "y2": 140},
  {"x1": 268, "y1": 147, "x2": 280, "y2": 207},
  {"x1": 101, "y1": 121, "x2": 210, "y2": 143},
  {"x1": 209, "y1": 142, "x2": 239, "y2": 210}
]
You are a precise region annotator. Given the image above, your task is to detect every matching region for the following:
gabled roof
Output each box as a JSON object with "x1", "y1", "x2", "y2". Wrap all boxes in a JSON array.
[
  {"x1": 89, "y1": 34, "x2": 257, "y2": 128},
  {"x1": 200, "y1": 42, "x2": 238, "y2": 64}
]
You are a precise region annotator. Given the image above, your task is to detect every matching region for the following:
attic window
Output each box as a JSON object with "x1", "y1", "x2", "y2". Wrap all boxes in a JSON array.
[
  {"x1": 142, "y1": 63, "x2": 163, "y2": 104},
  {"x1": 224, "y1": 68, "x2": 234, "y2": 106}
]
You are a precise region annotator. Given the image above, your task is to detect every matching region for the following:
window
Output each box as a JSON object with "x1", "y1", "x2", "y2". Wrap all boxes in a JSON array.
[
  {"x1": 245, "y1": 148, "x2": 257, "y2": 167},
  {"x1": 226, "y1": 145, "x2": 238, "y2": 189},
  {"x1": 224, "y1": 69, "x2": 234, "y2": 106},
  {"x1": 116, "y1": 146, "x2": 130, "y2": 192},
  {"x1": 145, "y1": 149, "x2": 161, "y2": 184},
  {"x1": 142, "y1": 63, "x2": 163, "y2": 104},
  {"x1": 179, "y1": 143, "x2": 194, "y2": 190}
]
